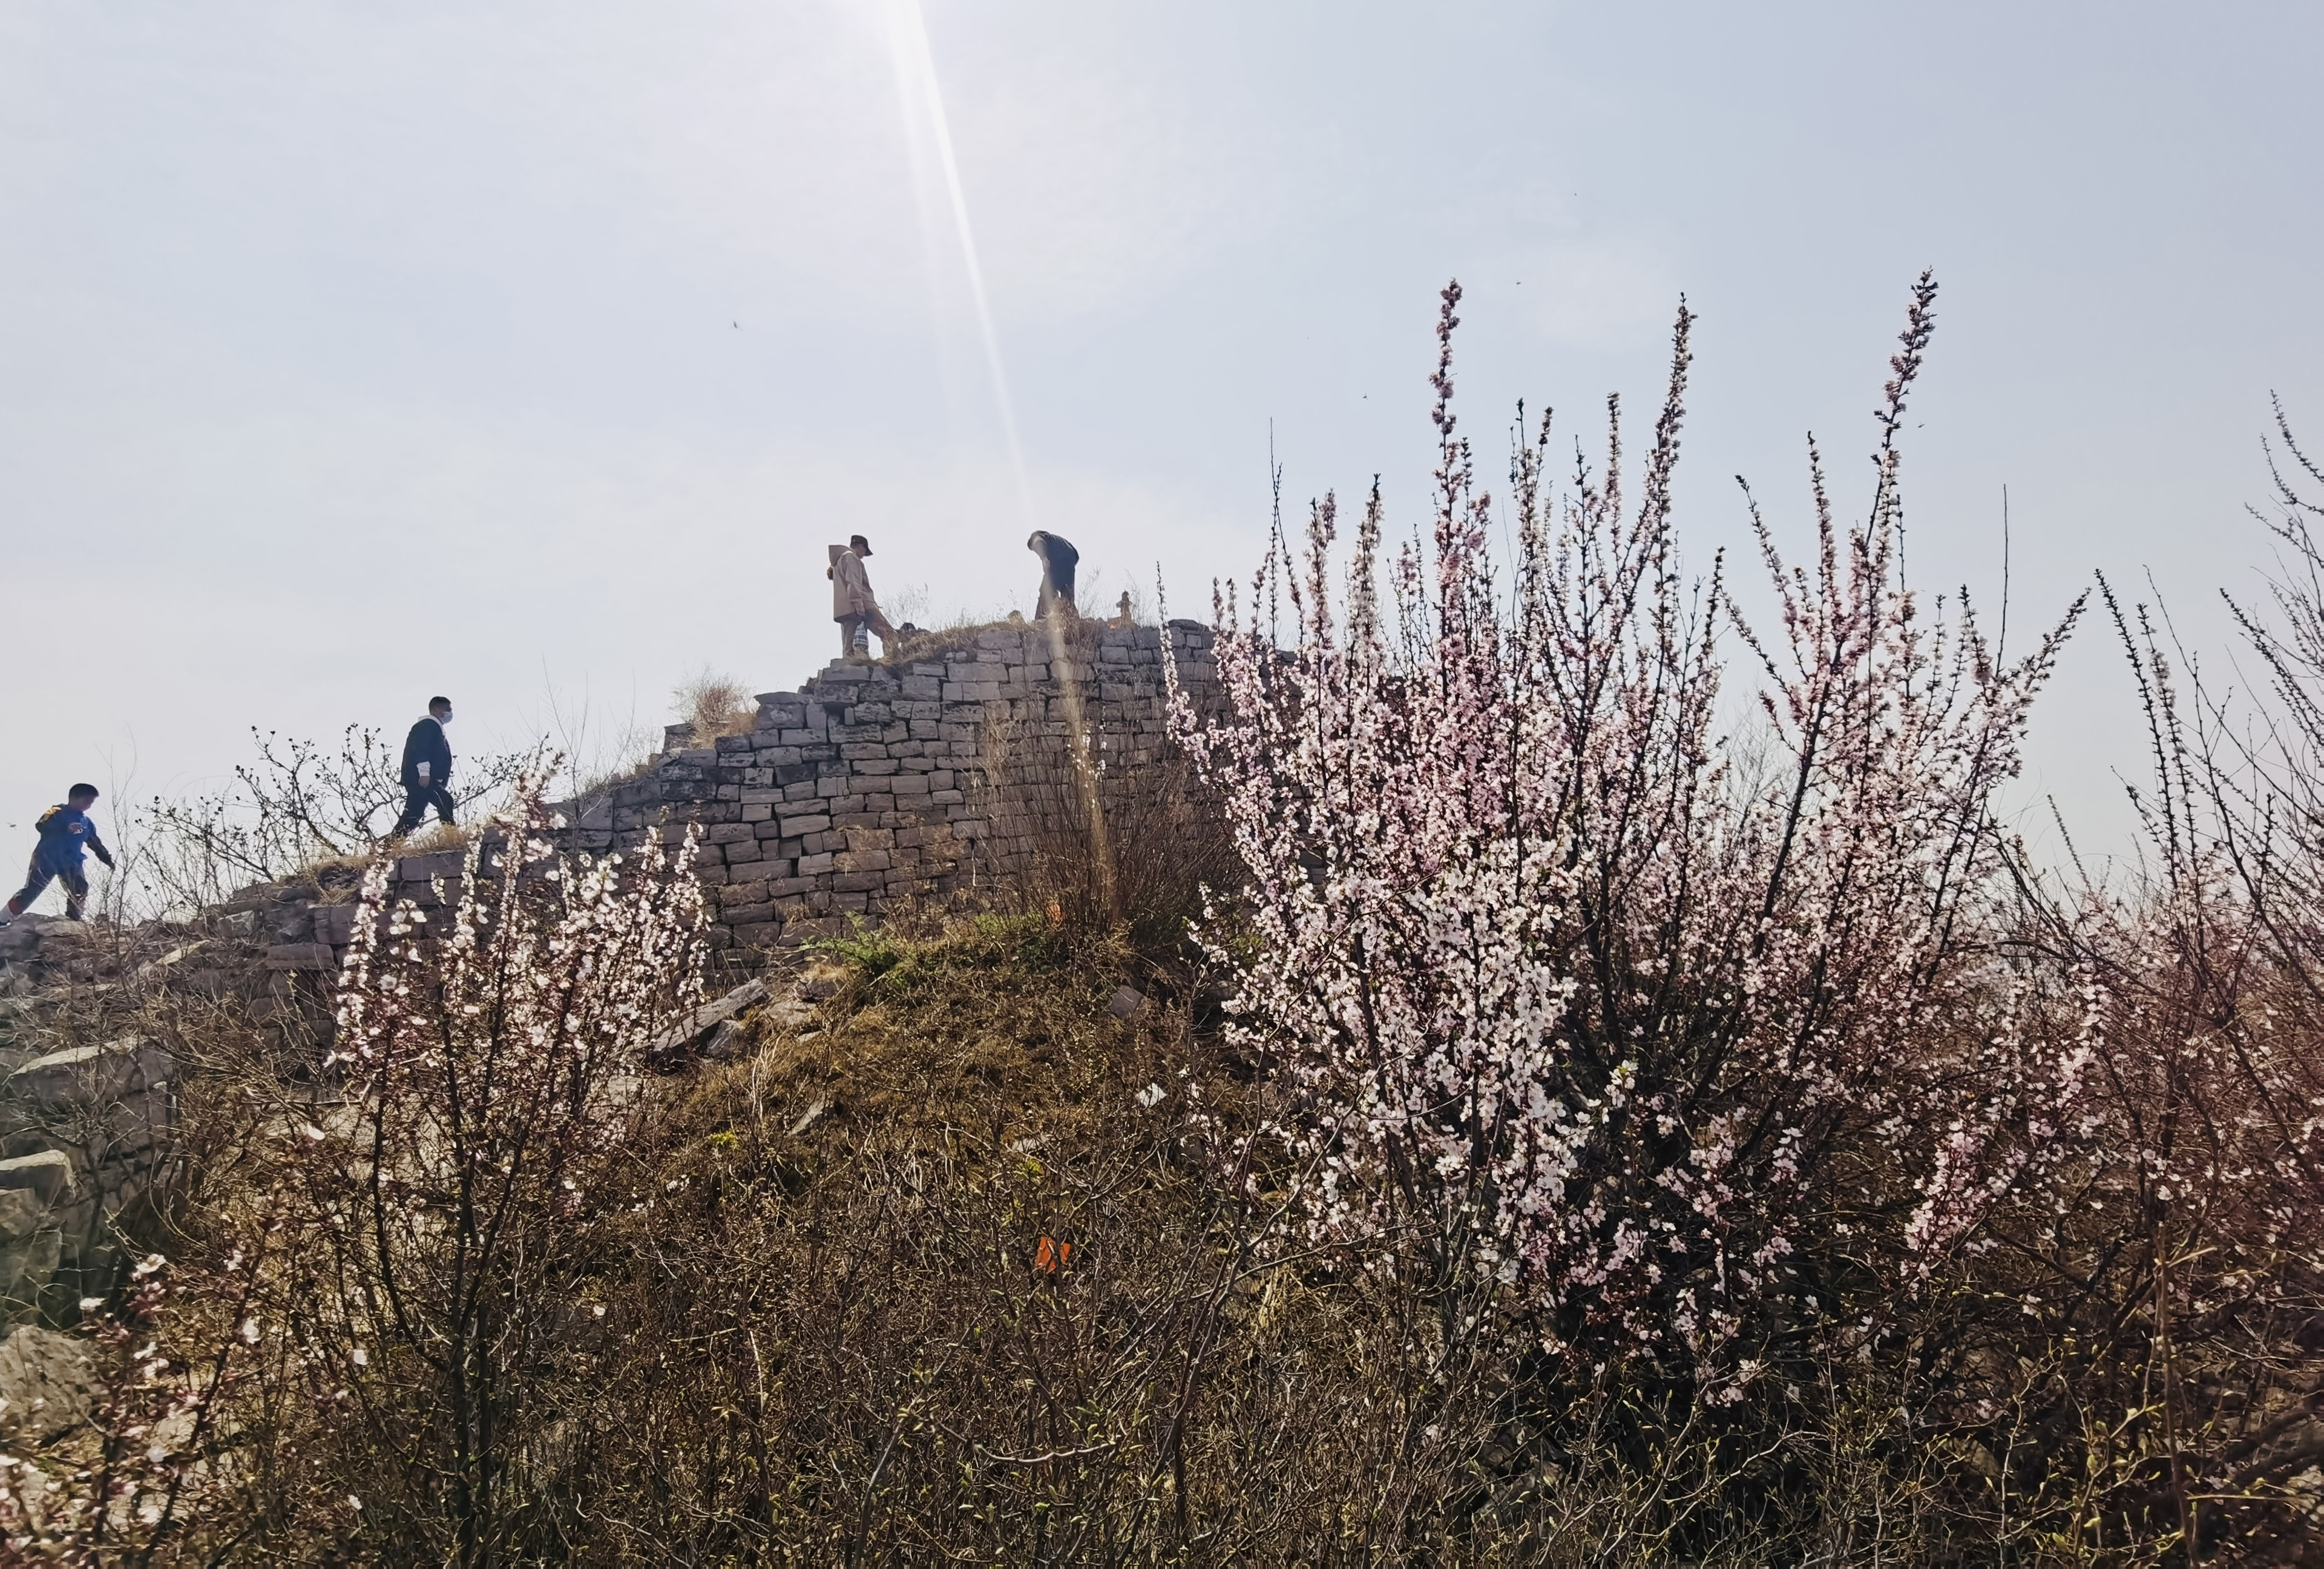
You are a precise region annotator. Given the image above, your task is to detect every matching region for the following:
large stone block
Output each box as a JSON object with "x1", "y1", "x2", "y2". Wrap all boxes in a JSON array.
[
  {"x1": 394, "y1": 849, "x2": 468, "y2": 881},
  {"x1": 8, "y1": 1040, "x2": 171, "y2": 1110},
  {"x1": 263, "y1": 944, "x2": 337, "y2": 972},
  {"x1": 0, "y1": 1190, "x2": 44, "y2": 1245},
  {"x1": 309, "y1": 903, "x2": 373, "y2": 946},
  {"x1": 101, "y1": 1085, "x2": 174, "y2": 1161},
  {"x1": 0, "y1": 1231, "x2": 62, "y2": 1318}
]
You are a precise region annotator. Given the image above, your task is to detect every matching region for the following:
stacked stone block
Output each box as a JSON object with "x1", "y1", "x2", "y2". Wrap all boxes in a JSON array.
[
  {"x1": 574, "y1": 621, "x2": 1219, "y2": 951},
  {"x1": 80, "y1": 620, "x2": 1222, "y2": 987}
]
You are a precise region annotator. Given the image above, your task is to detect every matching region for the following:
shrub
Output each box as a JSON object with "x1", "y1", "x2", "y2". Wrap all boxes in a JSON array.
[{"x1": 1174, "y1": 276, "x2": 2120, "y2": 1538}]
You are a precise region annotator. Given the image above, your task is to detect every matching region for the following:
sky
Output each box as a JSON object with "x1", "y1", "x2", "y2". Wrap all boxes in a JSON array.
[{"x1": 3, "y1": 1, "x2": 2320, "y2": 886}]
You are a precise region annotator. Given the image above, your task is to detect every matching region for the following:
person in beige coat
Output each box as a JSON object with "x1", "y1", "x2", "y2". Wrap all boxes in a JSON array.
[{"x1": 829, "y1": 534, "x2": 897, "y2": 657}]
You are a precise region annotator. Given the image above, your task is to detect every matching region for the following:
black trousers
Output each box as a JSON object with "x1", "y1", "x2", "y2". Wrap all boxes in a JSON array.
[
  {"x1": 393, "y1": 784, "x2": 456, "y2": 837},
  {"x1": 1036, "y1": 565, "x2": 1077, "y2": 619}
]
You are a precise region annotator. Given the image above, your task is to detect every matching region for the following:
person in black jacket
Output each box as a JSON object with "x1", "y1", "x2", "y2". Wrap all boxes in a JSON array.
[
  {"x1": 392, "y1": 696, "x2": 457, "y2": 838},
  {"x1": 1027, "y1": 530, "x2": 1079, "y2": 621}
]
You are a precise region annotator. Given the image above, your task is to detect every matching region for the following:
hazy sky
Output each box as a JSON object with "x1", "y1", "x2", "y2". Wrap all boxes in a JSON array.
[{"x1": 4, "y1": 1, "x2": 2319, "y2": 878}]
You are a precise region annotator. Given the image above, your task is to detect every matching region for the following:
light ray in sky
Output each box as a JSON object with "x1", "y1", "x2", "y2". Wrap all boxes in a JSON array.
[{"x1": 879, "y1": 0, "x2": 1037, "y2": 531}]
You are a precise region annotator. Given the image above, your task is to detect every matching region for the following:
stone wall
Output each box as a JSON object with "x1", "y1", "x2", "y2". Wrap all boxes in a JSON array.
[
  {"x1": 568, "y1": 619, "x2": 1220, "y2": 953},
  {"x1": 1, "y1": 619, "x2": 1221, "y2": 1003},
  {"x1": 0, "y1": 619, "x2": 1222, "y2": 1329}
]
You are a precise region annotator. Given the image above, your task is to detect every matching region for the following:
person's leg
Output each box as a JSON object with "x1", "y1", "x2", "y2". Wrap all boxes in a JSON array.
[
  {"x1": 1053, "y1": 565, "x2": 1076, "y2": 616},
  {"x1": 392, "y1": 788, "x2": 430, "y2": 837},
  {"x1": 5, "y1": 863, "x2": 55, "y2": 919},
  {"x1": 430, "y1": 786, "x2": 458, "y2": 826},
  {"x1": 59, "y1": 867, "x2": 88, "y2": 922},
  {"x1": 837, "y1": 616, "x2": 861, "y2": 656}
]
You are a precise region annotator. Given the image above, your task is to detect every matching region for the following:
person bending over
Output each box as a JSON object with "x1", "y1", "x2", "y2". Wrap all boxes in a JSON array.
[{"x1": 1027, "y1": 530, "x2": 1079, "y2": 620}]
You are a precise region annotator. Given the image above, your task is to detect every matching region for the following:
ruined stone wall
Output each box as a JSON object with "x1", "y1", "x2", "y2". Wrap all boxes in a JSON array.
[
  {"x1": 0, "y1": 620, "x2": 1222, "y2": 1333},
  {"x1": 50, "y1": 619, "x2": 1221, "y2": 992},
  {"x1": 570, "y1": 620, "x2": 1221, "y2": 953}
]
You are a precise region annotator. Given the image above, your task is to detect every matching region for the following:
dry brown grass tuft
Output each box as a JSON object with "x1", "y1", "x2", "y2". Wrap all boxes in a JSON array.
[{"x1": 671, "y1": 668, "x2": 756, "y2": 745}]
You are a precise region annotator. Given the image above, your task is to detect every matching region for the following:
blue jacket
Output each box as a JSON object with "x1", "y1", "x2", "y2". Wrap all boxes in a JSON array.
[
  {"x1": 32, "y1": 804, "x2": 110, "y2": 872},
  {"x1": 401, "y1": 717, "x2": 453, "y2": 794}
]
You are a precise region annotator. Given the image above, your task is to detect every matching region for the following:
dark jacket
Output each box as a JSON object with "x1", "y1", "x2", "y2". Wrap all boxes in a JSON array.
[
  {"x1": 1032, "y1": 532, "x2": 1080, "y2": 579},
  {"x1": 400, "y1": 717, "x2": 453, "y2": 794},
  {"x1": 31, "y1": 804, "x2": 111, "y2": 872}
]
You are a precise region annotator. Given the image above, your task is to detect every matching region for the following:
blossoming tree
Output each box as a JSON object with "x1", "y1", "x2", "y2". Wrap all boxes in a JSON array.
[{"x1": 1177, "y1": 275, "x2": 2096, "y2": 1403}]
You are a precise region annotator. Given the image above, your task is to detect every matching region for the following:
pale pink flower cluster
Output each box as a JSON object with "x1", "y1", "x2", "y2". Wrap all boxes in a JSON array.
[
  {"x1": 1174, "y1": 277, "x2": 2099, "y2": 1381},
  {"x1": 333, "y1": 777, "x2": 708, "y2": 1146}
]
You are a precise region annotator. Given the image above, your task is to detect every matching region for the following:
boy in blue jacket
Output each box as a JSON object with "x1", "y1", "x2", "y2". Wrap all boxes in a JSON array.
[{"x1": 4, "y1": 783, "x2": 114, "y2": 923}]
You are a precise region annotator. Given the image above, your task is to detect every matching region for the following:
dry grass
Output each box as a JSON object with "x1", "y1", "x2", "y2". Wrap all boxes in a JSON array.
[
  {"x1": 671, "y1": 668, "x2": 756, "y2": 745},
  {"x1": 881, "y1": 613, "x2": 1022, "y2": 666}
]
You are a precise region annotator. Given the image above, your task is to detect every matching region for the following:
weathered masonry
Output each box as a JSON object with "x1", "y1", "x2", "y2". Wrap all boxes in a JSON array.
[{"x1": 560, "y1": 620, "x2": 1221, "y2": 953}]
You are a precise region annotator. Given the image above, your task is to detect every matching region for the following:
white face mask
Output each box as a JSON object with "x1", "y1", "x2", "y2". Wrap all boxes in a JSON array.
[{"x1": 436, "y1": 711, "x2": 453, "y2": 726}]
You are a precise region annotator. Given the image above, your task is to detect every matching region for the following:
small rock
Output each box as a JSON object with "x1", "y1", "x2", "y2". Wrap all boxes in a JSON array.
[
  {"x1": 1107, "y1": 985, "x2": 1146, "y2": 1020},
  {"x1": 787, "y1": 1100, "x2": 830, "y2": 1137},
  {"x1": 132, "y1": 942, "x2": 205, "y2": 982},
  {"x1": 649, "y1": 978, "x2": 767, "y2": 1056},
  {"x1": 797, "y1": 976, "x2": 841, "y2": 1002},
  {"x1": 0, "y1": 1152, "x2": 74, "y2": 1205},
  {"x1": 0, "y1": 1324, "x2": 98, "y2": 1439}
]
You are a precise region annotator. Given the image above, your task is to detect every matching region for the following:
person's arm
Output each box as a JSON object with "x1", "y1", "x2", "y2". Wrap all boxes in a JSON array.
[{"x1": 87, "y1": 823, "x2": 114, "y2": 870}]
